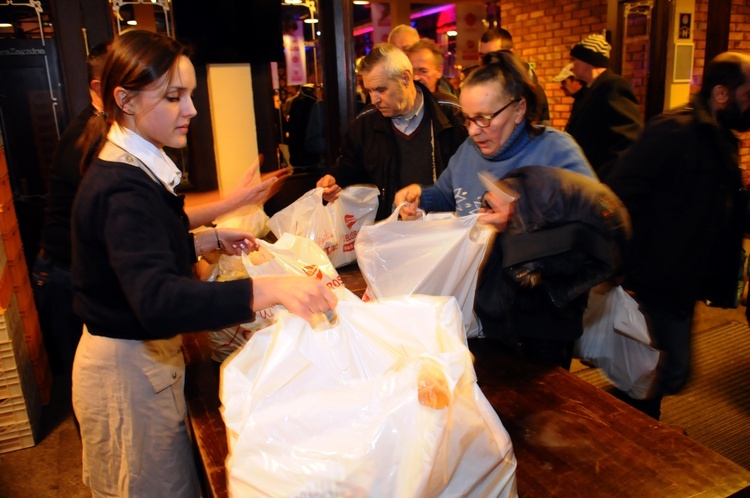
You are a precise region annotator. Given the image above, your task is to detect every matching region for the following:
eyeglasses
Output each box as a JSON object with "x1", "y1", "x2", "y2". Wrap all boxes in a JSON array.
[{"x1": 463, "y1": 99, "x2": 520, "y2": 128}]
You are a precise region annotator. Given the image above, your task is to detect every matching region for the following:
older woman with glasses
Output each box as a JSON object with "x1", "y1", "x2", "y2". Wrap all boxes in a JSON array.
[
  {"x1": 394, "y1": 52, "x2": 623, "y2": 370},
  {"x1": 395, "y1": 50, "x2": 595, "y2": 222}
]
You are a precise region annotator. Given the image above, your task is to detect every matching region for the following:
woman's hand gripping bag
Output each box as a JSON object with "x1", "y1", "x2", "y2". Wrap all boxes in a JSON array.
[
  {"x1": 207, "y1": 234, "x2": 343, "y2": 362},
  {"x1": 220, "y1": 293, "x2": 517, "y2": 498},
  {"x1": 267, "y1": 185, "x2": 379, "y2": 268},
  {"x1": 354, "y1": 208, "x2": 493, "y2": 338}
]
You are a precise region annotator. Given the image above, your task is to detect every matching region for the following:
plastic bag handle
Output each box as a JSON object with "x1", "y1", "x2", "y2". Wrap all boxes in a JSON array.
[{"x1": 387, "y1": 202, "x2": 426, "y2": 223}]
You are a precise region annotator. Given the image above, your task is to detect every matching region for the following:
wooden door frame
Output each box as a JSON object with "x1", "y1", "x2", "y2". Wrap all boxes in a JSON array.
[{"x1": 613, "y1": 0, "x2": 670, "y2": 119}]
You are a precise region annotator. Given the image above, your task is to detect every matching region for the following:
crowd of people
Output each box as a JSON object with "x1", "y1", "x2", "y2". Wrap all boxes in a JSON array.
[{"x1": 32, "y1": 18, "x2": 750, "y2": 497}]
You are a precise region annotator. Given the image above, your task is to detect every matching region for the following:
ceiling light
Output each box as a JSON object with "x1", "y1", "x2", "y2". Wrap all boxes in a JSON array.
[
  {"x1": 447, "y1": 30, "x2": 457, "y2": 37},
  {"x1": 127, "y1": 20, "x2": 138, "y2": 26},
  {"x1": 304, "y1": 18, "x2": 318, "y2": 23},
  {"x1": 284, "y1": 0, "x2": 303, "y2": 4},
  {"x1": 353, "y1": 1, "x2": 370, "y2": 4},
  {"x1": 0, "y1": 23, "x2": 12, "y2": 28}
]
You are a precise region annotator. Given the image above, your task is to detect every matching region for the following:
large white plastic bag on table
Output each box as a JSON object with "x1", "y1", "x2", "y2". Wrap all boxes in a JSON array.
[
  {"x1": 208, "y1": 234, "x2": 342, "y2": 362},
  {"x1": 267, "y1": 185, "x2": 379, "y2": 268},
  {"x1": 354, "y1": 208, "x2": 493, "y2": 338},
  {"x1": 221, "y1": 293, "x2": 517, "y2": 498},
  {"x1": 575, "y1": 285, "x2": 661, "y2": 399}
]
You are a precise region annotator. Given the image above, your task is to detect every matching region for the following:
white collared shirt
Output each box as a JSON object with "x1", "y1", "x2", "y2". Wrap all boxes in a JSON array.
[
  {"x1": 106, "y1": 123, "x2": 182, "y2": 194},
  {"x1": 392, "y1": 87, "x2": 425, "y2": 136}
]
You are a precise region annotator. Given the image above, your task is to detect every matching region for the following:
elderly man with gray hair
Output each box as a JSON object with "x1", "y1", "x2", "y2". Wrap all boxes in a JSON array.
[{"x1": 317, "y1": 43, "x2": 466, "y2": 220}]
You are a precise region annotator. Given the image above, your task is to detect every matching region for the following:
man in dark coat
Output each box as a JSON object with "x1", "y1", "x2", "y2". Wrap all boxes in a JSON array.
[
  {"x1": 566, "y1": 34, "x2": 643, "y2": 179},
  {"x1": 552, "y1": 63, "x2": 587, "y2": 116},
  {"x1": 478, "y1": 27, "x2": 550, "y2": 125},
  {"x1": 317, "y1": 43, "x2": 467, "y2": 220},
  {"x1": 604, "y1": 51, "x2": 750, "y2": 420}
]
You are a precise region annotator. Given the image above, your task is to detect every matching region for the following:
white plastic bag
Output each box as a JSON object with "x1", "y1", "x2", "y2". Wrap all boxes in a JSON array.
[
  {"x1": 268, "y1": 185, "x2": 379, "y2": 268},
  {"x1": 575, "y1": 286, "x2": 661, "y2": 399},
  {"x1": 221, "y1": 293, "x2": 517, "y2": 497},
  {"x1": 354, "y1": 208, "x2": 493, "y2": 338},
  {"x1": 215, "y1": 204, "x2": 270, "y2": 239},
  {"x1": 207, "y1": 234, "x2": 342, "y2": 362}
]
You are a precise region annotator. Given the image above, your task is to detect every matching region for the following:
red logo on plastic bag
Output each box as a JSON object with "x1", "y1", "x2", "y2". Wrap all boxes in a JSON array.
[
  {"x1": 345, "y1": 214, "x2": 357, "y2": 229},
  {"x1": 303, "y1": 265, "x2": 323, "y2": 280}
]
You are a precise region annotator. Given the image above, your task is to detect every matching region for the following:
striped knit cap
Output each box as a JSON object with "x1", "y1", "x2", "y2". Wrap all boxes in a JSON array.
[{"x1": 570, "y1": 34, "x2": 610, "y2": 68}]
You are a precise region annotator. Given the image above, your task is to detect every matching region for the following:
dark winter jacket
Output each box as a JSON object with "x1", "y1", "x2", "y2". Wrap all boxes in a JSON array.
[
  {"x1": 476, "y1": 166, "x2": 631, "y2": 343},
  {"x1": 605, "y1": 97, "x2": 748, "y2": 315},
  {"x1": 324, "y1": 81, "x2": 467, "y2": 220},
  {"x1": 565, "y1": 69, "x2": 643, "y2": 179}
]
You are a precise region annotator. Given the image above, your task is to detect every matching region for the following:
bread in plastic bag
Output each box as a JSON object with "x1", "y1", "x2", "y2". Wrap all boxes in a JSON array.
[
  {"x1": 207, "y1": 234, "x2": 341, "y2": 362},
  {"x1": 220, "y1": 291, "x2": 517, "y2": 497}
]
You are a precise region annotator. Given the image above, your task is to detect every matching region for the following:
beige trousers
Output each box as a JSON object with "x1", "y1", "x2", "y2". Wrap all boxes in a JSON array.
[{"x1": 72, "y1": 328, "x2": 200, "y2": 498}]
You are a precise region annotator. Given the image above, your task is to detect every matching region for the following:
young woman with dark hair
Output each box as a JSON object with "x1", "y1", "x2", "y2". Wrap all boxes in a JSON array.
[{"x1": 71, "y1": 30, "x2": 336, "y2": 497}]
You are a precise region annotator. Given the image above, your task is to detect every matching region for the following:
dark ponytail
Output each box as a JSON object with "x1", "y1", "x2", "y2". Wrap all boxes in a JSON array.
[{"x1": 77, "y1": 111, "x2": 109, "y2": 174}]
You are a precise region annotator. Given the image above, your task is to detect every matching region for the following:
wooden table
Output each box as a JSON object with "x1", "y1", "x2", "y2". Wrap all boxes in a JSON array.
[{"x1": 183, "y1": 264, "x2": 750, "y2": 498}]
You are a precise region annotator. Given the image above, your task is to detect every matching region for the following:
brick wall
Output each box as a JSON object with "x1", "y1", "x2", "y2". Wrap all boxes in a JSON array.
[
  {"x1": 730, "y1": 0, "x2": 750, "y2": 168},
  {"x1": 499, "y1": 0, "x2": 749, "y2": 168},
  {"x1": 692, "y1": 0, "x2": 750, "y2": 168},
  {"x1": 498, "y1": 0, "x2": 608, "y2": 130}
]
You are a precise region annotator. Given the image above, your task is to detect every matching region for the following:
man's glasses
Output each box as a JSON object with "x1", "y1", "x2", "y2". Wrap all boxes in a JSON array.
[{"x1": 463, "y1": 99, "x2": 520, "y2": 128}]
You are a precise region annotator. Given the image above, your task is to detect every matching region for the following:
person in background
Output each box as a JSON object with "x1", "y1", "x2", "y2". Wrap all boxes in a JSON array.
[
  {"x1": 478, "y1": 26, "x2": 514, "y2": 61},
  {"x1": 32, "y1": 40, "x2": 110, "y2": 377},
  {"x1": 285, "y1": 83, "x2": 320, "y2": 168},
  {"x1": 604, "y1": 51, "x2": 750, "y2": 420},
  {"x1": 405, "y1": 38, "x2": 459, "y2": 97},
  {"x1": 387, "y1": 23, "x2": 420, "y2": 51},
  {"x1": 71, "y1": 30, "x2": 336, "y2": 498},
  {"x1": 477, "y1": 27, "x2": 550, "y2": 125},
  {"x1": 395, "y1": 51, "x2": 598, "y2": 369},
  {"x1": 316, "y1": 43, "x2": 466, "y2": 220},
  {"x1": 566, "y1": 34, "x2": 643, "y2": 179},
  {"x1": 552, "y1": 62, "x2": 587, "y2": 116}
]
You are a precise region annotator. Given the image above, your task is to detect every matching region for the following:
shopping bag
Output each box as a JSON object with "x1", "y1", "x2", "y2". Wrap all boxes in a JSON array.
[
  {"x1": 206, "y1": 234, "x2": 342, "y2": 362},
  {"x1": 214, "y1": 204, "x2": 270, "y2": 238},
  {"x1": 221, "y1": 292, "x2": 517, "y2": 498},
  {"x1": 355, "y1": 207, "x2": 493, "y2": 338},
  {"x1": 574, "y1": 286, "x2": 661, "y2": 399},
  {"x1": 268, "y1": 185, "x2": 379, "y2": 268}
]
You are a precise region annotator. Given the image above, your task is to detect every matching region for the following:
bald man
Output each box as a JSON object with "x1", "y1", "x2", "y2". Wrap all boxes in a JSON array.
[{"x1": 388, "y1": 24, "x2": 420, "y2": 51}]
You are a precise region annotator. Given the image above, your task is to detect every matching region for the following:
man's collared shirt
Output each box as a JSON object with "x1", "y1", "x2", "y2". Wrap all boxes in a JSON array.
[{"x1": 391, "y1": 87, "x2": 425, "y2": 136}]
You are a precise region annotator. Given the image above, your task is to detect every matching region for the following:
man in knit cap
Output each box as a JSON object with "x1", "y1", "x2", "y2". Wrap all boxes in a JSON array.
[{"x1": 565, "y1": 33, "x2": 643, "y2": 179}]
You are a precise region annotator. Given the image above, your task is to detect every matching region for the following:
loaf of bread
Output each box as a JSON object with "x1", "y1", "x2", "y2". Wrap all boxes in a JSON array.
[{"x1": 417, "y1": 359, "x2": 451, "y2": 410}]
